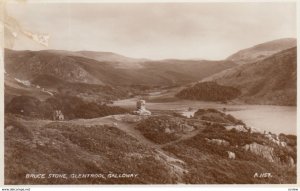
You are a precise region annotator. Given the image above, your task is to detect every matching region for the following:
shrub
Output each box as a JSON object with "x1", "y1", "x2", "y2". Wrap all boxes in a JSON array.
[
  {"x1": 194, "y1": 108, "x2": 245, "y2": 125},
  {"x1": 5, "y1": 95, "x2": 128, "y2": 120},
  {"x1": 136, "y1": 116, "x2": 186, "y2": 144},
  {"x1": 5, "y1": 96, "x2": 41, "y2": 117}
]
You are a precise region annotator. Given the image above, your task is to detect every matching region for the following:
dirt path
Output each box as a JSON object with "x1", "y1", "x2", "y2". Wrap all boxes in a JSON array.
[
  {"x1": 47, "y1": 114, "x2": 193, "y2": 182},
  {"x1": 65, "y1": 115, "x2": 160, "y2": 148},
  {"x1": 115, "y1": 121, "x2": 161, "y2": 148},
  {"x1": 65, "y1": 115, "x2": 203, "y2": 149}
]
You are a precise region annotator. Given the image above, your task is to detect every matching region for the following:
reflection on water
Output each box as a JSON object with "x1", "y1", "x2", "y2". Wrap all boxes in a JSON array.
[{"x1": 113, "y1": 98, "x2": 297, "y2": 135}]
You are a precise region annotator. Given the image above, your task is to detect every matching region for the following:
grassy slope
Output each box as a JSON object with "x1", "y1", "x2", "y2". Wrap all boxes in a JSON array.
[
  {"x1": 5, "y1": 115, "x2": 174, "y2": 184},
  {"x1": 164, "y1": 142, "x2": 295, "y2": 184},
  {"x1": 227, "y1": 38, "x2": 296, "y2": 65},
  {"x1": 136, "y1": 112, "x2": 296, "y2": 184},
  {"x1": 204, "y1": 47, "x2": 297, "y2": 106},
  {"x1": 5, "y1": 111, "x2": 296, "y2": 184}
]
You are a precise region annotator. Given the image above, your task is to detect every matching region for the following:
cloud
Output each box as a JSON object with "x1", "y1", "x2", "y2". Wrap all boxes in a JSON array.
[{"x1": 6, "y1": 2, "x2": 296, "y2": 59}]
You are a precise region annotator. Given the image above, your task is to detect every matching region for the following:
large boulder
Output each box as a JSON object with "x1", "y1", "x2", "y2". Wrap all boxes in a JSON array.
[
  {"x1": 224, "y1": 125, "x2": 248, "y2": 132},
  {"x1": 242, "y1": 142, "x2": 276, "y2": 162},
  {"x1": 205, "y1": 138, "x2": 230, "y2": 146},
  {"x1": 264, "y1": 132, "x2": 286, "y2": 147},
  {"x1": 227, "y1": 151, "x2": 236, "y2": 160},
  {"x1": 288, "y1": 156, "x2": 295, "y2": 167},
  {"x1": 248, "y1": 126, "x2": 264, "y2": 134}
]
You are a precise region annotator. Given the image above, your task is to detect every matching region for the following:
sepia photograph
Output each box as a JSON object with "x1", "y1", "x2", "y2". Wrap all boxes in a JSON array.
[{"x1": 1, "y1": 0, "x2": 297, "y2": 185}]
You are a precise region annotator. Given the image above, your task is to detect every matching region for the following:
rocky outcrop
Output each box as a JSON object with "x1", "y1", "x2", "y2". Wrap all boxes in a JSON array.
[
  {"x1": 242, "y1": 142, "x2": 276, "y2": 162},
  {"x1": 14, "y1": 78, "x2": 31, "y2": 87},
  {"x1": 264, "y1": 132, "x2": 287, "y2": 147},
  {"x1": 225, "y1": 125, "x2": 248, "y2": 132},
  {"x1": 248, "y1": 126, "x2": 264, "y2": 134},
  {"x1": 288, "y1": 156, "x2": 295, "y2": 167},
  {"x1": 164, "y1": 124, "x2": 194, "y2": 134},
  {"x1": 182, "y1": 124, "x2": 195, "y2": 132},
  {"x1": 205, "y1": 138, "x2": 230, "y2": 146},
  {"x1": 227, "y1": 151, "x2": 236, "y2": 160}
]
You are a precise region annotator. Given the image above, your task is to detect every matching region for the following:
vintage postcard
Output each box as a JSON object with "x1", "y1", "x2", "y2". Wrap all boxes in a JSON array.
[{"x1": 1, "y1": 0, "x2": 297, "y2": 186}]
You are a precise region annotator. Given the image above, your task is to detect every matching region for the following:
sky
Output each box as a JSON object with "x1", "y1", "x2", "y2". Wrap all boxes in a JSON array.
[{"x1": 6, "y1": 1, "x2": 297, "y2": 60}]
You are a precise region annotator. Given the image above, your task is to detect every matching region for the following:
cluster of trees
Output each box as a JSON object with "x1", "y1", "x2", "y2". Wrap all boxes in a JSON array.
[
  {"x1": 176, "y1": 81, "x2": 241, "y2": 101},
  {"x1": 194, "y1": 109, "x2": 245, "y2": 125},
  {"x1": 5, "y1": 95, "x2": 128, "y2": 120}
]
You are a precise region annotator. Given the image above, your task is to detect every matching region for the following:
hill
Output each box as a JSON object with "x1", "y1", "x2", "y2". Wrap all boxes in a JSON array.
[
  {"x1": 227, "y1": 38, "x2": 296, "y2": 64},
  {"x1": 45, "y1": 50, "x2": 148, "y2": 69},
  {"x1": 4, "y1": 72, "x2": 129, "y2": 105},
  {"x1": 4, "y1": 49, "x2": 236, "y2": 87},
  {"x1": 202, "y1": 47, "x2": 297, "y2": 106},
  {"x1": 5, "y1": 115, "x2": 173, "y2": 184},
  {"x1": 5, "y1": 110, "x2": 296, "y2": 184}
]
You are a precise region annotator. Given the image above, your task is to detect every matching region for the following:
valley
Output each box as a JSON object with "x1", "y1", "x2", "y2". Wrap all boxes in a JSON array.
[{"x1": 4, "y1": 38, "x2": 297, "y2": 184}]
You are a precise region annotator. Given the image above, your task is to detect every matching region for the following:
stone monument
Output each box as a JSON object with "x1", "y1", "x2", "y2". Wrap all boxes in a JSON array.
[{"x1": 133, "y1": 100, "x2": 151, "y2": 116}]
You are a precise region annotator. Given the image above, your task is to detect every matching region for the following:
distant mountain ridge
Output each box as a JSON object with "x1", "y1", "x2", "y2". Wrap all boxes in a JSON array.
[
  {"x1": 227, "y1": 38, "x2": 296, "y2": 64},
  {"x1": 45, "y1": 49, "x2": 148, "y2": 69},
  {"x1": 4, "y1": 48, "x2": 236, "y2": 87},
  {"x1": 5, "y1": 38, "x2": 297, "y2": 106}
]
